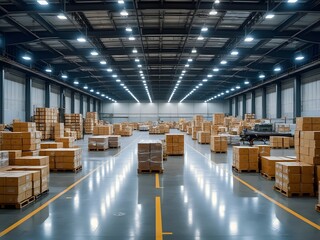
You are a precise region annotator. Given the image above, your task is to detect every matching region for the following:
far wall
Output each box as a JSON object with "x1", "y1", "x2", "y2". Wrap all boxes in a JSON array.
[{"x1": 102, "y1": 101, "x2": 228, "y2": 123}]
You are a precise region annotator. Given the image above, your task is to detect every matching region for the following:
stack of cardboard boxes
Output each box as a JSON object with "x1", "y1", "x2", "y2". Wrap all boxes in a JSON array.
[
  {"x1": 84, "y1": 112, "x2": 98, "y2": 134},
  {"x1": 202, "y1": 122, "x2": 211, "y2": 132},
  {"x1": 64, "y1": 114, "x2": 83, "y2": 139},
  {"x1": 137, "y1": 140, "x2": 163, "y2": 172},
  {"x1": 40, "y1": 142, "x2": 63, "y2": 149},
  {"x1": 39, "y1": 148, "x2": 82, "y2": 170},
  {"x1": 275, "y1": 162, "x2": 314, "y2": 197},
  {"x1": 192, "y1": 126, "x2": 202, "y2": 140},
  {"x1": 197, "y1": 131, "x2": 211, "y2": 144},
  {"x1": 187, "y1": 127, "x2": 192, "y2": 135},
  {"x1": 113, "y1": 124, "x2": 122, "y2": 135},
  {"x1": 244, "y1": 113, "x2": 255, "y2": 122},
  {"x1": 11, "y1": 156, "x2": 49, "y2": 166},
  {"x1": 213, "y1": 113, "x2": 224, "y2": 125},
  {"x1": 166, "y1": 134, "x2": 184, "y2": 155},
  {"x1": 93, "y1": 125, "x2": 113, "y2": 135},
  {"x1": 120, "y1": 126, "x2": 133, "y2": 136},
  {"x1": 64, "y1": 128, "x2": 77, "y2": 139},
  {"x1": 34, "y1": 108, "x2": 59, "y2": 140},
  {"x1": 270, "y1": 136, "x2": 290, "y2": 148},
  {"x1": 261, "y1": 156, "x2": 296, "y2": 179},
  {"x1": 210, "y1": 136, "x2": 227, "y2": 153},
  {"x1": 108, "y1": 135, "x2": 121, "y2": 148},
  {"x1": 232, "y1": 146, "x2": 259, "y2": 172},
  {"x1": 54, "y1": 123, "x2": 64, "y2": 140},
  {"x1": 88, "y1": 136, "x2": 109, "y2": 151},
  {"x1": 278, "y1": 124, "x2": 291, "y2": 132},
  {"x1": 55, "y1": 137, "x2": 75, "y2": 148}
]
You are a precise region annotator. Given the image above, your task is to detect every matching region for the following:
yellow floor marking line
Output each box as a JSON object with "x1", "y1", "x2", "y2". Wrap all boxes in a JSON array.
[
  {"x1": 186, "y1": 142, "x2": 320, "y2": 231},
  {"x1": 155, "y1": 196, "x2": 163, "y2": 240},
  {"x1": 155, "y1": 173, "x2": 160, "y2": 189},
  {"x1": 0, "y1": 135, "x2": 141, "y2": 237}
]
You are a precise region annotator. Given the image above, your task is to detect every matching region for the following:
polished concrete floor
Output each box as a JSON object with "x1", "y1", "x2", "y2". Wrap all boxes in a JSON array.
[{"x1": 0, "y1": 130, "x2": 320, "y2": 239}]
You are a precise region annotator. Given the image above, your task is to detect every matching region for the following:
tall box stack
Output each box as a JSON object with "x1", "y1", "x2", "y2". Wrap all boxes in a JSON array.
[
  {"x1": 275, "y1": 162, "x2": 314, "y2": 197},
  {"x1": 108, "y1": 135, "x2": 121, "y2": 148},
  {"x1": 84, "y1": 118, "x2": 94, "y2": 134},
  {"x1": 0, "y1": 131, "x2": 42, "y2": 156},
  {"x1": 121, "y1": 126, "x2": 133, "y2": 136},
  {"x1": 137, "y1": 140, "x2": 163, "y2": 172},
  {"x1": 54, "y1": 123, "x2": 64, "y2": 140},
  {"x1": 34, "y1": 108, "x2": 59, "y2": 140},
  {"x1": 88, "y1": 136, "x2": 109, "y2": 151},
  {"x1": 192, "y1": 126, "x2": 202, "y2": 140},
  {"x1": 0, "y1": 151, "x2": 9, "y2": 168},
  {"x1": 64, "y1": 128, "x2": 77, "y2": 139},
  {"x1": 86, "y1": 112, "x2": 98, "y2": 123},
  {"x1": 244, "y1": 113, "x2": 255, "y2": 122},
  {"x1": 113, "y1": 124, "x2": 122, "y2": 135},
  {"x1": 202, "y1": 122, "x2": 211, "y2": 132},
  {"x1": 64, "y1": 114, "x2": 83, "y2": 140},
  {"x1": 232, "y1": 146, "x2": 259, "y2": 172},
  {"x1": 261, "y1": 156, "x2": 296, "y2": 179},
  {"x1": 187, "y1": 127, "x2": 192, "y2": 135},
  {"x1": 192, "y1": 115, "x2": 204, "y2": 128},
  {"x1": 166, "y1": 134, "x2": 184, "y2": 155},
  {"x1": 55, "y1": 137, "x2": 75, "y2": 148},
  {"x1": 39, "y1": 148, "x2": 82, "y2": 170},
  {"x1": 11, "y1": 156, "x2": 49, "y2": 166},
  {"x1": 197, "y1": 131, "x2": 211, "y2": 144},
  {"x1": 40, "y1": 142, "x2": 63, "y2": 149},
  {"x1": 210, "y1": 136, "x2": 227, "y2": 153},
  {"x1": 212, "y1": 113, "x2": 224, "y2": 125},
  {"x1": 13, "y1": 122, "x2": 36, "y2": 132},
  {"x1": 270, "y1": 136, "x2": 290, "y2": 149},
  {"x1": 0, "y1": 172, "x2": 33, "y2": 205},
  {"x1": 93, "y1": 125, "x2": 113, "y2": 135}
]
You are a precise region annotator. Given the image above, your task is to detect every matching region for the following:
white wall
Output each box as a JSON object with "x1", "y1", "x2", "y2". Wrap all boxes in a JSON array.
[
  {"x1": 281, "y1": 79, "x2": 294, "y2": 118},
  {"x1": 246, "y1": 93, "x2": 252, "y2": 114},
  {"x1": 301, "y1": 69, "x2": 320, "y2": 116},
  {"x1": 102, "y1": 101, "x2": 227, "y2": 123},
  {"x1": 50, "y1": 85, "x2": 60, "y2": 108},
  {"x1": 65, "y1": 89, "x2": 71, "y2": 114},
  {"x1": 31, "y1": 78, "x2": 45, "y2": 112},
  {"x1": 83, "y1": 96, "x2": 87, "y2": 115},
  {"x1": 238, "y1": 97, "x2": 243, "y2": 119},
  {"x1": 255, "y1": 89, "x2": 262, "y2": 119},
  {"x1": 75, "y1": 93, "x2": 80, "y2": 113},
  {"x1": 4, "y1": 69, "x2": 26, "y2": 123},
  {"x1": 266, "y1": 85, "x2": 276, "y2": 119}
]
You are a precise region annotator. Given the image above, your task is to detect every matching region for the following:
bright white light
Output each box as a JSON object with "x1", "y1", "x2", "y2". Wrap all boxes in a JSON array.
[
  {"x1": 74, "y1": 80, "x2": 79, "y2": 85},
  {"x1": 220, "y1": 60, "x2": 227, "y2": 65},
  {"x1": 288, "y1": 0, "x2": 298, "y2": 3},
  {"x1": 192, "y1": 48, "x2": 197, "y2": 53},
  {"x1": 185, "y1": 64, "x2": 189, "y2": 67},
  {"x1": 61, "y1": 74, "x2": 68, "y2": 79},
  {"x1": 202, "y1": 79, "x2": 208, "y2": 82},
  {"x1": 201, "y1": 26, "x2": 208, "y2": 32},
  {"x1": 129, "y1": 36, "x2": 135, "y2": 41},
  {"x1": 244, "y1": 36, "x2": 254, "y2": 42},
  {"x1": 90, "y1": 89, "x2": 94, "y2": 92},
  {"x1": 91, "y1": 51, "x2": 98, "y2": 56},
  {"x1": 120, "y1": 10, "x2": 128, "y2": 16},
  {"x1": 120, "y1": 83, "x2": 124, "y2": 86},
  {"x1": 188, "y1": 58, "x2": 193, "y2": 62},
  {"x1": 96, "y1": 91, "x2": 100, "y2": 94},
  {"x1": 244, "y1": 80, "x2": 250, "y2": 84},
  {"x1": 231, "y1": 88, "x2": 235, "y2": 91},
  {"x1": 101, "y1": 94, "x2": 105, "y2": 97},
  {"x1": 259, "y1": 73, "x2": 265, "y2": 79},
  {"x1": 112, "y1": 74, "x2": 117, "y2": 78},
  {"x1": 37, "y1": 0, "x2": 48, "y2": 5},
  {"x1": 295, "y1": 55, "x2": 304, "y2": 61},
  {"x1": 265, "y1": 13, "x2": 275, "y2": 19},
  {"x1": 226, "y1": 90, "x2": 229, "y2": 93},
  {"x1": 196, "y1": 86, "x2": 199, "y2": 89},
  {"x1": 207, "y1": 74, "x2": 213, "y2": 78},
  {"x1": 138, "y1": 64, "x2": 142, "y2": 68},
  {"x1": 118, "y1": 0, "x2": 125, "y2": 4},
  {"x1": 213, "y1": 68, "x2": 219, "y2": 72},
  {"x1": 22, "y1": 55, "x2": 31, "y2": 61},
  {"x1": 100, "y1": 60, "x2": 107, "y2": 65},
  {"x1": 135, "y1": 58, "x2": 140, "y2": 62},
  {"x1": 45, "y1": 68, "x2": 52, "y2": 73},
  {"x1": 221, "y1": 92, "x2": 224, "y2": 95},
  {"x1": 116, "y1": 79, "x2": 121, "y2": 82},
  {"x1": 274, "y1": 66, "x2": 281, "y2": 72},
  {"x1": 179, "y1": 76, "x2": 183, "y2": 79},
  {"x1": 84, "y1": 85, "x2": 88, "y2": 89},
  {"x1": 107, "y1": 68, "x2": 113, "y2": 72},
  {"x1": 182, "y1": 70, "x2": 186, "y2": 73},
  {"x1": 57, "y1": 13, "x2": 67, "y2": 20},
  {"x1": 231, "y1": 50, "x2": 239, "y2": 56},
  {"x1": 199, "y1": 83, "x2": 203, "y2": 86},
  {"x1": 198, "y1": 35, "x2": 204, "y2": 40},
  {"x1": 132, "y1": 48, "x2": 138, "y2": 53},
  {"x1": 209, "y1": 9, "x2": 217, "y2": 15},
  {"x1": 77, "y1": 37, "x2": 86, "y2": 42},
  {"x1": 236, "y1": 86, "x2": 241, "y2": 89},
  {"x1": 126, "y1": 26, "x2": 132, "y2": 32}
]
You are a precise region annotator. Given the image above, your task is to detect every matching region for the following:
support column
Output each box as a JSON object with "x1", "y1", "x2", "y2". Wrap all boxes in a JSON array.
[
  {"x1": 93, "y1": 99, "x2": 96, "y2": 112},
  {"x1": 98, "y1": 100, "x2": 101, "y2": 114},
  {"x1": 251, "y1": 91, "x2": 256, "y2": 114},
  {"x1": 262, "y1": 87, "x2": 267, "y2": 118},
  {"x1": 228, "y1": 99, "x2": 232, "y2": 116},
  {"x1": 0, "y1": 65, "x2": 4, "y2": 124},
  {"x1": 59, "y1": 86, "x2": 65, "y2": 109},
  {"x1": 25, "y1": 76, "x2": 32, "y2": 122},
  {"x1": 234, "y1": 96, "x2": 239, "y2": 117},
  {"x1": 87, "y1": 96, "x2": 91, "y2": 112},
  {"x1": 80, "y1": 94, "x2": 83, "y2": 115},
  {"x1": 242, "y1": 94, "x2": 246, "y2": 120},
  {"x1": 71, "y1": 91, "x2": 75, "y2": 113},
  {"x1": 45, "y1": 82, "x2": 51, "y2": 108},
  {"x1": 294, "y1": 75, "x2": 302, "y2": 120},
  {"x1": 276, "y1": 82, "x2": 282, "y2": 118}
]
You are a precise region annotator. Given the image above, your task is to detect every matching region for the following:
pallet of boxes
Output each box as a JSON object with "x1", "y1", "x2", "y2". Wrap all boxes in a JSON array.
[
  {"x1": 269, "y1": 136, "x2": 291, "y2": 149},
  {"x1": 64, "y1": 114, "x2": 83, "y2": 140},
  {"x1": 84, "y1": 112, "x2": 98, "y2": 134},
  {"x1": 137, "y1": 140, "x2": 163, "y2": 173},
  {"x1": 34, "y1": 108, "x2": 59, "y2": 140},
  {"x1": 166, "y1": 134, "x2": 184, "y2": 156},
  {"x1": 211, "y1": 136, "x2": 228, "y2": 153},
  {"x1": 191, "y1": 115, "x2": 203, "y2": 140},
  {"x1": 93, "y1": 125, "x2": 113, "y2": 135},
  {"x1": 88, "y1": 136, "x2": 108, "y2": 151},
  {"x1": 274, "y1": 117, "x2": 319, "y2": 200},
  {"x1": 232, "y1": 146, "x2": 259, "y2": 173}
]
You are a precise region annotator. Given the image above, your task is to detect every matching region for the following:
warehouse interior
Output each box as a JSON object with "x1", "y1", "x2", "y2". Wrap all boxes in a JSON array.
[{"x1": 0, "y1": 0, "x2": 320, "y2": 239}]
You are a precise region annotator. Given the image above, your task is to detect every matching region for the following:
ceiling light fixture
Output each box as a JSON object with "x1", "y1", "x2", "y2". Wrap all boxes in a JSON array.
[
  {"x1": 213, "y1": 68, "x2": 219, "y2": 72},
  {"x1": 107, "y1": 68, "x2": 113, "y2": 72},
  {"x1": 185, "y1": 64, "x2": 190, "y2": 67},
  {"x1": 45, "y1": 67, "x2": 52, "y2": 73},
  {"x1": 116, "y1": 79, "x2": 121, "y2": 82},
  {"x1": 112, "y1": 74, "x2": 117, "y2": 78},
  {"x1": 128, "y1": 36, "x2": 135, "y2": 41},
  {"x1": 61, "y1": 73, "x2": 68, "y2": 79},
  {"x1": 135, "y1": 58, "x2": 140, "y2": 62},
  {"x1": 192, "y1": 48, "x2": 197, "y2": 53},
  {"x1": 244, "y1": 36, "x2": 254, "y2": 42},
  {"x1": 22, "y1": 54, "x2": 32, "y2": 61},
  {"x1": 259, "y1": 72, "x2": 265, "y2": 79},
  {"x1": 84, "y1": 85, "x2": 88, "y2": 89},
  {"x1": 188, "y1": 58, "x2": 193, "y2": 62},
  {"x1": 90, "y1": 89, "x2": 94, "y2": 92},
  {"x1": 125, "y1": 26, "x2": 132, "y2": 32},
  {"x1": 220, "y1": 60, "x2": 227, "y2": 65},
  {"x1": 288, "y1": 0, "x2": 298, "y2": 3},
  {"x1": 201, "y1": 26, "x2": 208, "y2": 32},
  {"x1": 120, "y1": 9, "x2": 129, "y2": 16},
  {"x1": 274, "y1": 65, "x2": 281, "y2": 72},
  {"x1": 295, "y1": 52, "x2": 305, "y2": 61},
  {"x1": 138, "y1": 64, "x2": 142, "y2": 68},
  {"x1": 37, "y1": 0, "x2": 48, "y2": 5},
  {"x1": 132, "y1": 48, "x2": 138, "y2": 53},
  {"x1": 118, "y1": 0, "x2": 125, "y2": 4},
  {"x1": 77, "y1": 37, "x2": 86, "y2": 42},
  {"x1": 197, "y1": 35, "x2": 204, "y2": 40},
  {"x1": 244, "y1": 80, "x2": 250, "y2": 84},
  {"x1": 209, "y1": 9, "x2": 218, "y2": 15},
  {"x1": 74, "y1": 80, "x2": 79, "y2": 85},
  {"x1": 202, "y1": 79, "x2": 208, "y2": 82},
  {"x1": 231, "y1": 50, "x2": 239, "y2": 56},
  {"x1": 57, "y1": 13, "x2": 67, "y2": 20},
  {"x1": 207, "y1": 74, "x2": 213, "y2": 78},
  {"x1": 236, "y1": 86, "x2": 241, "y2": 89},
  {"x1": 100, "y1": 60, "x2": 107, "y2": 65},
  {"x1": 265, "y1": 13, "x2": 275, "y2": 19},
  {"x1": 90, "y1": 50, "x2": 98, "y2": 56}
]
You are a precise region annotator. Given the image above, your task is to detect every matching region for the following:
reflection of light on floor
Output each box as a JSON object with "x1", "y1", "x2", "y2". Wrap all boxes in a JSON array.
[
  {"x1": 205, "y1": 183, "x2": 210, "y2": 199},
  {"x1": 100, "y1": 203, "x2": 106, "y2": 217},
  {"x1": 219, "y1": 205, "x2": 225, "y2": 219},
  {"x1": 44, "y1": 218, "x2": 52, "y2": 236},
  {"x1": 90, "y1": 216, "x2": 99, "y2": 232},
  {"x1": 211, "y1": 192, "x2": 217, "y2": 207},
  {"x1": 195, "y1": 228, "x2": 200, "y2": 238},
  {"x1": 88, "y1": 178, "x2": 93, "y2": 192},
  {"x1": 188, "y1": 207, "x2": 193, "y2": 225},
  {"x1": 74, "y1": 193, "x2": 79, "y2": 209},
  {"x1": 229, "y1": 221, "x2": 238, "y2": 235},
  {"x1": 180, "y1": 185, "x2": 184, "y2": 192},
  {"x1": 184, "y1": 194, "x2": 188, "y2": 203},
  {"x1": 96, "y1": 171, "x2": 101, "y2": 185}
]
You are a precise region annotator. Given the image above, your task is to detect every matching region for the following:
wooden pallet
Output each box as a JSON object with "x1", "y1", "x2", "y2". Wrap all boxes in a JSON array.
[
  {"x1": 211, "y1": 150, "x2": 227, "y2": 153},
  {"x1": 35, "y1": 189, "x2": 50, "y2": 199},
  {"x1": 271, "y1": 147, "x2": 290, "y2": 149},
  {"x1": 137, "y1": 169, "x2": 164, "y2": 174},
  {"x1": 260, "y1": 172, "x2": 275, "y2": 180},
  {"x1": 167, "y1": 153, "x2": 184, "y2": 156},
  {"x1": 273, "y1": 186, "x2": 315, "y2": 197},
  {"x1": 315, "y1": 204, "x2": 320, "y2": 213},
  {"x1": 51, "y1": 165, "x2": 82, "y2": 173},
  {"x1": 109, "y1": 145, "x2": 121, "y2": 148},
  {"x1": 198, "y1": 142, "x2": 210, "y2": 144},
  {"x1": 88, "y1": 148, "x2": 108, "y2": 151},
  {"x1": 232, "y1": 166, "x2": 259, "y2": 173},
  {"x1": 0, "y1": 196, "x2": 35, "y2": 209}
]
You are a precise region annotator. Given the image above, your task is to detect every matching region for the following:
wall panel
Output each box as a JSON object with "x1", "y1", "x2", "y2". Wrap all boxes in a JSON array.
[
  {"x1": 281, "y1": 79, "x2": 294, "y2": 118},
  {"x1": 50, "y1": 85, "x2": 60, "y2": 108},
  {"x1": 246, "y1": 93, "x2": 252, "y2": 114},
  {"x1": 266, "y1": 85, "x2": 276, "y2": 119},
  {"x1": 255, "y1": 89, "x2": 262, "y2": 119},
  {"x1": 301, "y1": 69, "x2": 320, "y2": 116}
]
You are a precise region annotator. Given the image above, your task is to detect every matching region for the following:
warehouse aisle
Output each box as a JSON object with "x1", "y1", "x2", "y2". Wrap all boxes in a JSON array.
[{"x1": 1, "y1": 130, "x2": 320, "y2": 239}]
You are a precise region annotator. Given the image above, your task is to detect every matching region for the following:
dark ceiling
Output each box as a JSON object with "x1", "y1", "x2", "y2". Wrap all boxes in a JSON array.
[{"x1": 0, "y1": 0, "x2": 320, "y2": 103}]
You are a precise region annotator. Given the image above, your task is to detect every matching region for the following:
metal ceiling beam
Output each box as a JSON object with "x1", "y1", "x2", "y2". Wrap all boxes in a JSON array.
[{"x1": 2, "y1": 2, "x2": 319, "y2": 13}]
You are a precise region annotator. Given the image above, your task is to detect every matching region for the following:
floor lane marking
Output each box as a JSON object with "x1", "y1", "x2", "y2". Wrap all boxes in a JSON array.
[
  {"x1": 185, "y1": 142, "x2": 320, "y2": 231},
  {"x1": 155, "y1": 196, "x2": 163, "y2": 240},
  {"x1": 155, "y1": 173, "x2": 160, "y2": 189},
  {"x1": 0, "y1": 134, "x2": 142, "y2": 237},
  {"x1": 162, "y1": 232, "x2": 173, "y2": 235}
]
